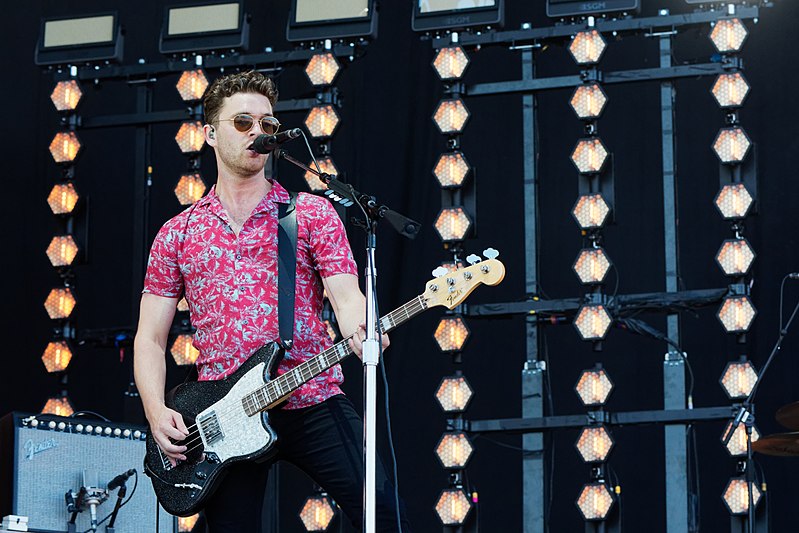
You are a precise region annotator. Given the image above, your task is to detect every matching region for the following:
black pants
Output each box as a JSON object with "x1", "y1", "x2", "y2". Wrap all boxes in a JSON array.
[{"x1": 203, "y1": 395, "x2": 411, "y2": 532}]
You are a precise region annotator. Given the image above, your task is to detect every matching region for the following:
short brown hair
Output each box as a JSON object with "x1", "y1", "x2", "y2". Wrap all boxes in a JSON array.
[{"x1": 203, "y1": 70, "x2": 278, "y2": 125}]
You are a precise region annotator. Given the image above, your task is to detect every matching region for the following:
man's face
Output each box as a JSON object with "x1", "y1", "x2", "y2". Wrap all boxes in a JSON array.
[{"x1": 208, "y1": 91, "x2": 275, "y2": 178}]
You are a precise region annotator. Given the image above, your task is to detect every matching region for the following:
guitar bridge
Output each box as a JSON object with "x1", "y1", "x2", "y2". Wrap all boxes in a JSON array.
[{"x1": 198, "y1": 411, "x2": 224, "y2": 445}]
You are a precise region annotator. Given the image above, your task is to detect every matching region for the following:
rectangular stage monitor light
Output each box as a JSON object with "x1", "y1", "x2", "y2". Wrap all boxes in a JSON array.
[
  {"x1": 287, "y1": 0, "x2": 377, "y2": 42},
  {"x1": 412, "y1": 0, "x2": 504, "y2": 32},
  {"x1": 546, "y1": 0, "x2": 640, "y2": 18},
  {"x1": 159, "y1": 1, "x2": 249, "y2": 54},
  {"x1": 35, "y1": 13, "x2": 123, "y2": 66}
]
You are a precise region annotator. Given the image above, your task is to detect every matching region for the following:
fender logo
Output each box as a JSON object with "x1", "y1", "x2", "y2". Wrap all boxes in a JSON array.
[
  {"x1": 23, "y1": 437, "x2": 59, "y2": 460},
  {"x1": 446, "y1": 289, "x2": 464, "y2": 305}
]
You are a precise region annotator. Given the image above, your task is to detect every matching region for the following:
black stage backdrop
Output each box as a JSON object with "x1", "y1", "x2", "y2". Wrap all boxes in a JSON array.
[{"x1": 2, "y1": 1, "x2": 799, "y2": 531}]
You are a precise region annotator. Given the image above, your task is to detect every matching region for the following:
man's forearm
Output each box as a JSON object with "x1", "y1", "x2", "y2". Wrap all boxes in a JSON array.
[{"x1": 133, "y1": 337, "x2": 169, "y2": 424}]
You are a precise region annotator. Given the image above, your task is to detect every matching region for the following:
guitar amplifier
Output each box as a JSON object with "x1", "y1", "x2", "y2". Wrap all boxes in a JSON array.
[{"x1": 0, "y1": 413, "x2": 174, "y2": 533}]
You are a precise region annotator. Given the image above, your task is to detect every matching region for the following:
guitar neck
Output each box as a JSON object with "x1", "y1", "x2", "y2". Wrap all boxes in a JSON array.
[{"x1": 245, "y1": 295, "x2": 427, "y2": 414}]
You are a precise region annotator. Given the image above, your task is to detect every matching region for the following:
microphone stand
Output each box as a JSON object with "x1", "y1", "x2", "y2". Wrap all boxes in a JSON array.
[
  {"x1": 274, "y1": 147, "x2": 419, "y2": 532},
  {"x1": 105, "y1": 483, "x2": 127, "y2": 533},
  {"x1": 721, "y1": 278, "x2": 799, "y2": 533}
]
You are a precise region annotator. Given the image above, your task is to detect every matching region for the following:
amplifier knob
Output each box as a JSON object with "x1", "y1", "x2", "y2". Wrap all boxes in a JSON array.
[
  {"x1": 104, "y1": 427, "x2": 112, "y2": 436},
  {"x1": 76, "y1": 424, "x2": 84, "y2": 432},
  {"x1": 133, "y1": 430, "x2": 141, "y2": 439},
  {"x1": 86, "y1": 425, "x2": 93, "y2": 433},
  {"x1": 123, "y1": 429, "x2": 131, "y2": 438},
  {"x1": 48, "y1": 421, "x2": 56, "y2": 429},
  {"x1": 113, "y1": 428, "x2": 122, "y2": 437},
  {"x1": 95, "y1": 426, "x2": 103, "y2": 434},
  {"x1": 30, "y1": 419, "x2": 39, "y2": 427},
  {"x1": 58, "y1": 422, "x2": 66, "y2": 431}
]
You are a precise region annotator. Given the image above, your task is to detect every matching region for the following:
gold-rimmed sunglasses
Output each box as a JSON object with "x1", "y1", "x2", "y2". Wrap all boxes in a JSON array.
[{"x1": 219, "y1": 114, "x2": 281, "y2": 135}]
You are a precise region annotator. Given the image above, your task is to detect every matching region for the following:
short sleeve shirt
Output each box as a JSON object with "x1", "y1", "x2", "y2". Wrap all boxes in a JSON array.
[{"x1": 143, "y1": 180, "x2": 357, "y2": 409}]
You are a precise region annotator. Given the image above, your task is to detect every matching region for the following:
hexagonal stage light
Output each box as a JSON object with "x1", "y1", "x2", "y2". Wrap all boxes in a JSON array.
[
  {"x1": 171, "y1": 334, "x2": 200, "y2": 366},
  {"x1": 48, "y1": 182, "x2": 80, "y2": 215},
  {"x1": 722, "y1": 421, "x2": 760, "y2": 457},
  {"x1": 46, "y1": 235, "x2": 79, "y2": 267},
  {"x1": 176, "y1": 69, "x2": 208, "y2": 102},
  {"x1": 570, "y1": 83, "x2": 608, "y2": 120},
  {"x1": 435, "y1": 432, "x2": 474, "y2": 469},
  {"x1": 576, "y1": 483, "x2": 614, "y2": 521},
  {"x1": 175, "y1": 121, "x2": 205, "y2": 154},
  {"x1": 49, "y1": 131, "x2": 82, "y2": 164},
  {"x1": 435, "y1": 488, "x2": 472, "y2": 526},
  {"x1": 434, "y1": 207, "x2": 473, "y2": 242},
  {"x1": 716, "y1": 238, "x2": 755, "y2": 277},
  {"x1": 175, "y1": 173, "x2": 207, "y2": 205},
  {"x1": 304, "y1": 157, "x2": 338, "y2": 192},
  {"x1": 720, "y1": 359, "x2": 758, "y2": 400},
  {"x1": 42, "y1": 395, "x2": 74, "y2": 417},
  {"x1": 573, "y1": 247, "x2": 612, "y2": 285},
  {"x1": 715, "y1": 183, "x2": 754, "y2": 220},
  {"x1": 713, "y1": 127, "x2": 751, "y2": 164},
  {"x1": 324, "y1": 319, "x2": 338, "y2": 343},
  {"x1": 574, "y1": 304, "x2": 612, "y2": 341},
  {"x1": 710, "y1": 18, "x2": 748, "y2": 54},
  {"x1": 177, "y1": 515, "x2": 199, "y2": 533},
  {"x1": 44, "y1": 287, "x2": 76, "y2": 320},
  {"x1": 433, "y1": 152, "x2": 471, "y2": 188},
  {"x1": 299, "y1": 493, "x2": 336, "y2": 532},
  {"x1": 711, "y1": 72, "x2": 750, "y2": 108},
  {"x1": 433, "y1": 98, "x2": 470, "y2": 135},
  {"x1": 432, "y1": 46, "x2": 470, "y2": 81},
  {"x1": 572, "y1": 194, "x2": 611, "y2": 230},
  {"x1": 435, "y1": 375, "x2": 474, "y2": 413},
  {"x1": 42, "y1": 340, "x2": 73, "y2": 373},
  {"x1": 177, "y1": 297, "x2": 189, "y2": 312},
  {"x1": 51, "y1": 80, "x2": 83, "y2": 112},
  {"x1": 722, "y1": 477, "x2": 761, "y2": 515},
  {"x1": 569, "y1": 30, "x2": 607, "y2": 65},
  {"x1": 576, "y1": 426, "x2": 615, "y2": 463},
  {"x1": 575, "y1": 366, "x2": 614, "y2": 407},
  {"x1": 571, "y1": 138, "x2": 609, "y2": 174},
  {"x1": 434, "y1": 316, "x2": 470, "y2": 352},
  {"x1": 305, "y1": 105, "x2": 341, "y2": 138},
  {"x1": 717, "y1": 295, "x2": 756, "y2": 333},
  {"x1": 305, "y1": 53, "x2": 341, "y2": 87}
]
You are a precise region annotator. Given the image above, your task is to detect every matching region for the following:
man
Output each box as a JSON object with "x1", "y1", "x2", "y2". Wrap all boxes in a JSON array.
[{"x1": 134, "y1": 71, "x2": 410, "y2": 532}]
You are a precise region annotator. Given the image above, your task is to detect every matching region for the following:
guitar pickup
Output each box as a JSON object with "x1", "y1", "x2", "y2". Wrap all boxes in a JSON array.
[{"x1": 198, "y1": 411, "x2": 224, "y2": 446}]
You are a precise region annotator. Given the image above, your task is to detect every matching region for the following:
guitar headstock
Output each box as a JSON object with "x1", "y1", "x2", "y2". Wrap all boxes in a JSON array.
[{"x1": 423, "y1": 251, "x2": 505, "y2": 309}]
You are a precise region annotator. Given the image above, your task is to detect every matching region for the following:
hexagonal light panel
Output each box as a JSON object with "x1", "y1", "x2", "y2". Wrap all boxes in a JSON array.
[
  {"x1": 299, "y1": 493, "x2": 336, "y2": 531},
  {"x1": 576, "y1": 483, "x2": 614, "y2": 521},
  {"x1": 710, "y1": 18, "x2": 748, "y2": 54},
  {"x1": 574, "y1": 304, "x2": 612, "y2": 341},
  {"x1": 51, "y1": 80, "x2": 83, "y2": 112},
  {"x1": 435, "y1": 488, "x2": 472, "y2": 526},
  {"x1": 304, "y1": 157, "x2": 338, "y2": 192},
  {"x1": 718, "y1": 295, "x2": 756, "y2": 333},
  {"x1": 433, "y1": 98, "x2": 470, "y2": 134},
  {"x1": 720, "y1": 359, "x2": 758, "y2": 400},
  {"x1": 722, "y1": 477, "x2": 761, "y2": 515},
  {"x1": 572, "y1": 194, "x2": 611, "y2": 230},
  {"x1": 435, "y1": 375, "x2": 474, "y2": 413},
  {"x1": 573, "y1": 247, "x2": 612, "y2": 284},
  {"x1": 575, "y1": 366, "x2": 614, "y2": 407},
  {"x1": 716, "y1": 238, "x2": 755, "y2": 277},
  {"x1": 49, "y1": 131, "x2": 82, "y2": 164},
  {"x1": 722, "y1": 421, "x2": 760, "y2": 457},
  {"x1": 434, "y1": 207, "x2": 473, "y2": 242},
  {"x1": 305, "y1": 105, "x2": 341, "y2": 138},
  {"x1": 305, "y1": 52, "x2": 341, "y2": 87},
  {"x1": 713, "y1": 126, "x2": 751, "y2": 164},
  {"x1": 175, "y1": 173, "x2": 207, "y2": 205},
  {"x1": 569, "y1": 30, "x2": 607, "y2": 65},
  {"x1": 571, "y1": 138, "x2": 609, "y2": 174},
  {"x1": 176, "y1": 69, "x2": 208, "y2": 102},
  {"x1": 433, "y1": 152, "x2": 471, "y2": 188},
  {"x1": 576, "y1": 426, "x2": 614, "y2": 463},
  {"x1": 434, "y1": 316, "x2": 470, "y2": 352},
  {"x1": 175, "y1": 121, "x2": 205, "y2": 154},
  {"x1": 432, "y1": 46, "x2": 470, "y2": 80},
  {"x1": 711, "y1": 72, "x2": 750, "y2": 108},
  {"x1": 570, "y1": 83, "x2": 608, "y2": 120},
  {"x1": 324, "y1": 319, "x2": 338, "y2": 343},
  {"x1": 177, "y1": 515, "x2": 200, "y2": 533},
  {"x1": 171, "y1": 334, "x2": 199, "y2": 366},
  {"x1": 42, "y1": 396, "x2": 74, "y2": 417},
  {"x1": 44, "y1": 287, "x2": 76, "y2": 320},
  {"x1": 46, "y1": 235, "x2": 79, "y2": 267},
  {"x1": 715, "y1": 183, "x2": 754, "y2": 220},
  {"x1": 435, "y1": 432, "x2": 474, "y2": 469},
  {"x1": 48, "y1": 182, "x2": 80, "y2": 215},
  {"x1": 42, "y1": 340, "x2": 72, "y2": 373},
  {"x1": 177, "y1": 297, "x2": 190, "y2": 312}
]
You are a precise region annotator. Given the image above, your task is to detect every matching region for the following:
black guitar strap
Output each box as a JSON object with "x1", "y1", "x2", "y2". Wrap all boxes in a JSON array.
[{"x1": 276, "y1": 190, "x2": 298, "y2": 351}]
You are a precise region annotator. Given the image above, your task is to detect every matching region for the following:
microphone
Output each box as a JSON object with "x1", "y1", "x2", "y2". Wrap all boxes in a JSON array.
[
  {"x1": 249, "y1": 128, "x2": 302, "y2": 153},
  {"x1": 106, "y1": 469, "x2": 136, "y2": 491}
]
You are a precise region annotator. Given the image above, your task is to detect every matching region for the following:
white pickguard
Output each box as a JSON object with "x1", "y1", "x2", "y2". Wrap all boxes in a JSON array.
[{"x1": 196, "y1": 363, "x2": 272, "y2": 462}]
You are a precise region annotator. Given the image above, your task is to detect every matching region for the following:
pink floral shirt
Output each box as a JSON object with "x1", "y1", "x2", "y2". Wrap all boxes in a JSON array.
[{"x1": 143, "y1": 181, "x2": 357, "y2": 409}]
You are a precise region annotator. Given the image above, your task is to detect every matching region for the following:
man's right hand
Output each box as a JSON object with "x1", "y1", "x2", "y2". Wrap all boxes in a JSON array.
[{"x1": 150, "y1": 406, "x2": 190, "y2": 466}]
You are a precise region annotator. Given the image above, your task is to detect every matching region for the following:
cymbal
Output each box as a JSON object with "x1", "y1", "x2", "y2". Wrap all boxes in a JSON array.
[
  {"x1": 776, "y1": 401, "x2": 799, "y2": 430},
  {"x1": 752, "y1": 432, "x2": 799, "y2": 456}
]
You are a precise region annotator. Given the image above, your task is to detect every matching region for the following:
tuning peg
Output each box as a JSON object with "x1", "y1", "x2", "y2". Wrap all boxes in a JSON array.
[
  {"x1": 432, "y1": 266, "x2": 449, "y2": 278},
  {"x1": 466, "y1": 254, "x2": 481, "y2": 265},
  {"x1": 483, "y1": 248, "x2": 499, "y2": 260}
]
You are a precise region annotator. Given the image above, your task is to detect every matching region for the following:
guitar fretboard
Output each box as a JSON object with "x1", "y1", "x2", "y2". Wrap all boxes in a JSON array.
[{"x1": 242, "y1": 295, "x2": 427, "y2": 416}]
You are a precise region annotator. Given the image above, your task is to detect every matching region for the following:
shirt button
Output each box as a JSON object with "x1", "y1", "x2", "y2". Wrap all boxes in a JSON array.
[{"x1": 236, "y1": 254, "x2": 242, "y2": 260}]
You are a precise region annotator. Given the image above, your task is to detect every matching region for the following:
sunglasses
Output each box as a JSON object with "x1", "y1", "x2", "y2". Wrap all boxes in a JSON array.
[{"x1": 219, "y1": 114, "x2": 281, "y2": 135}]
